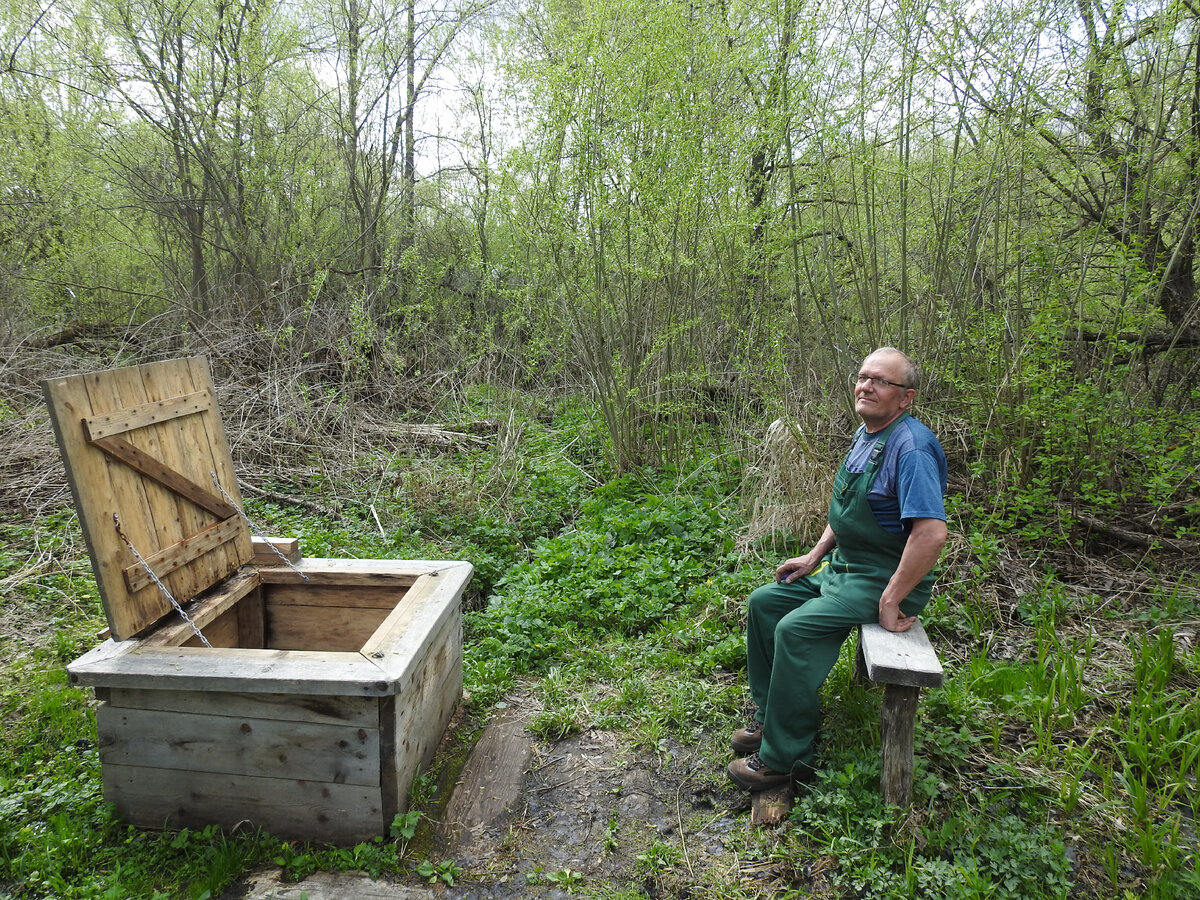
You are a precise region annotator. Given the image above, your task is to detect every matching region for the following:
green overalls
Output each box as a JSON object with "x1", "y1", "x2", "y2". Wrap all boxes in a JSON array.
[{"x1": 745, "y1": 413, "x2": 934, "y2": 776}]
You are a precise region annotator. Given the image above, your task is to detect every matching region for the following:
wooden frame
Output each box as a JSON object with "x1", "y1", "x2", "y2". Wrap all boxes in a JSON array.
[{"x1": 43, "y1": 358, "x2": 250, "y2": 640}]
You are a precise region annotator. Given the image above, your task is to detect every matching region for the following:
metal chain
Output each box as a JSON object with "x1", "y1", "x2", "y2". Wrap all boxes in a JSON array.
[
  {"x1": 112, "y1": 514, "x2": 213, "y2": 648},
  {"x1": 211, "y1": 472, "x2": 310, "y2": 582}
]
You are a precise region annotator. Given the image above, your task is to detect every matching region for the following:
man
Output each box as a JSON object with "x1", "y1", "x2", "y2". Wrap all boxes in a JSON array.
[{"x1": 727, "y1": 347, "x2": 948, "y2": 792}]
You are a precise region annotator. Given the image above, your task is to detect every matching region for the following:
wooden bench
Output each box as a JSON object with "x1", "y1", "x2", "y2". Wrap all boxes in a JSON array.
[
  {"x1": 855, "y1": 619, "x2": 944, "y2": 806},
  {"x1": 750, "y1": 619, "x2": 943, "y2": 825}
]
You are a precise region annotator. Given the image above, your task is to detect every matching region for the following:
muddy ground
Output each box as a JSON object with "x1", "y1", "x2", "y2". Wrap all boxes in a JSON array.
[{"x1": 231, "y1": 693, "x2": 779, "y2": 900}]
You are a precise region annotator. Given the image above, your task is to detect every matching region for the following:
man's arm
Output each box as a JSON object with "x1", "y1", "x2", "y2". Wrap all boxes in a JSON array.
[
  {"x1": 777, "y1": 524, "x2": 836, "y2": 583},
  {"x1": 878, "y1": 517, "x2": 948, "y2": 632}
]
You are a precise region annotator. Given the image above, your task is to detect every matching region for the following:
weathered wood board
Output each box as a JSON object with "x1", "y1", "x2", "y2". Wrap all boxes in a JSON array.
[
  {"x1": 98, "y1": 763, "x2": 386, "y2": 842},
  {"x1": 99, "y1": 686, "x2": 381, "y2": 727},
  {"x1": 858, "y1": 620, "x2": 943, "y2": 688},
  {"x1": 97, "y1": 704, "x2": 382, "y2": 784},
  {"x1": 856, "y1": 621, "x2": 943, "y2": 808}
]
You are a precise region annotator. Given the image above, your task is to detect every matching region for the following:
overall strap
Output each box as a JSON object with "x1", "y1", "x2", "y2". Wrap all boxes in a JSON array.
[{"x1": 843, "y1": 411, "x2": 909, "y2": 476}]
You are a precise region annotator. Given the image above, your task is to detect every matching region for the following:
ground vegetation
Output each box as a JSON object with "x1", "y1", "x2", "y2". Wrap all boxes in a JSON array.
[{"x1": 0, "y1": 329, "x2": 1198, "y2": 897}]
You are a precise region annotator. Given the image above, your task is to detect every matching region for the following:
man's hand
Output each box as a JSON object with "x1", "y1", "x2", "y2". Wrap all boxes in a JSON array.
[
  {"x1": 878, "y1": 600, "x2": 916, "y2": 633},
  {"x1": 777, "y1": 525, "x2": 837, "y2": 584},
  {"x1": 776, "y1": 554, "x2": 818, "y2": 584},
  {"x1": 877, "y1": 517, "x2": 947, "y2": 632}
]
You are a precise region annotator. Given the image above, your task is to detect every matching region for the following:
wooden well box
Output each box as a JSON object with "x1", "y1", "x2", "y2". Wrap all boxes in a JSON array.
[{"x1": 44, "y1": 357, "x2": 472, "y2": 843}]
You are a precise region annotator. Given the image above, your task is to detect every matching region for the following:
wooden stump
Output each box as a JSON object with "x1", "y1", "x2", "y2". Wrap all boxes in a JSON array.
[{"x1": 749, "y1": 783, "x2": 794, "y2": 827}]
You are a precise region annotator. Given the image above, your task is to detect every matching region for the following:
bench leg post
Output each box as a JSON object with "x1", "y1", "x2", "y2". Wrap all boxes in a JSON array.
[{"x1": 879, "y1": 683, "x2": 919, "y2": 807}]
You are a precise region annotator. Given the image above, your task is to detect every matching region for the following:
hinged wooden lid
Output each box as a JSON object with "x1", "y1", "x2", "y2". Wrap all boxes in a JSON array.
[{"x1": 43, "y1": 357, "x2": 253, "y2": 641}]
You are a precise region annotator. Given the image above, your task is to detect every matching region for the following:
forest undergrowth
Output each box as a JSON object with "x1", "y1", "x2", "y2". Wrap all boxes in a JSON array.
[{"x1": 0, "y1": 340, "x2": 1198, "y2": 899}]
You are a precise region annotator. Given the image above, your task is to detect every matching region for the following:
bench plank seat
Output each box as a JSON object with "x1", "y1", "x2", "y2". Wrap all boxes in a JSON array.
[{"x1": 858, "y1": 620, "x2": 943, "y2": 688}]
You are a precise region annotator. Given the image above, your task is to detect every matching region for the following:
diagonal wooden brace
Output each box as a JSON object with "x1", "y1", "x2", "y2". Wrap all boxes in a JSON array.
[{"x1": 87, "y1": 434, "x2": 237, "y2": 520}]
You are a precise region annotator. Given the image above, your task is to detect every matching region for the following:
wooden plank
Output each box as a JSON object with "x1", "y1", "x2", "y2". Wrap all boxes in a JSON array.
[
  {"x1": 378, "y1": 695, "x2": 398, "y2": 819},
  {"x1": 252, "y1": 536, "x2": 301, "y2": 566},
  {"x1": 66, "y1": 645, "x2": 396, "y2": 696},
  {"x1": 96, "y1": 705, "x2": 381, "y2": 786},
  {"x1": 859, "y1": 620, "x2": 943, "y2": 688},
  {"x1": 438, "y1": 699, "x2": 535, "y2": 848},
  {"x1": 123, "y1": 516, "x2": 244, "y2": 594},
  {"x1": 103, "y1": 686, "x2": 379, "y2": 728},
  {"x1": 44, "y1": 369, "x2": 159, "y2": 639},
  {"x1": 383, "y1": 592, "x2": 463, "y2": 797},
  {"x1": 188, "y1": 609, "x2": 238, "y2": 647},
  {"x1": 393, "y1": 601, "x2": 463, "y2": 705},
  {"x1": 80, "y1": 390, "x2": 213, "y2": 440},
  {"x1": 98, "y1": 762, "x2": 385, "y2": 843},
  {"x1": 390, "y1": 679, "x2": 459, "y2": 813},
  {"x1": 237, "y1": 589, "x2": 266, "y2": 649},
  {"x1": 182, "y1": 356, "x2": 249, "y2": 564},
  {"x1": 363, "y1": 563, "x2": 471, "y2": 675},
  {"x1": 66, "y1": 638, "x2": 137, "y2": 687},
  {"x1": 258, "y1": 558, "x2": 455, "y2": 587},
  {"x1": 265, "y1": 583, "x2": 405, "y2": 610},
  {"x1": 265, "y1": 602, "x2": 393, "y2": 652},
  {"x1": 105, "y1": 361, "x2": 190, "y2": 606},
  {"x1": 90, "y1": 435, "x2": 236, "y2": 519},
  {"x1": 150, "y1": 358, "x2": 251, "y2": 583},
  {"x1": 750, "y1": 784, "x2": 794, "y2": 827},
  {"x1": 124, "y1": 357, "x2": 243, "y2": 612},
  {"x1": 139, "y1": 569, "x2": 260, "y2": 647},
  {"x1": 242, "y1": 871, "x2": 433, "y2": 899},
  {"x1": 141, "y1": 358, "x2": 241, "y2": 597},
  {"x1": 879, "y1": 684, "x2": 920, "y2": 807},
  {"x1": 43, "y1": 359, "x2": 252, "y2": 639}
]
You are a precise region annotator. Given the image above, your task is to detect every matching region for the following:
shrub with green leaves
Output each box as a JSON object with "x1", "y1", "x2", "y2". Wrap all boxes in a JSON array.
[
  {"x1": 785, "y1": 758, "x2": 1073, "y2": 900},
  {"x1": 466, "y1": 471, "x2": 741, "y2": 676}
]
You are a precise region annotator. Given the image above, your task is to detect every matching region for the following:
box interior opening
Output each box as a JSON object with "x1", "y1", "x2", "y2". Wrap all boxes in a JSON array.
[{"x1": 170, "y1": 580, "x2": 411, "y2": 653}]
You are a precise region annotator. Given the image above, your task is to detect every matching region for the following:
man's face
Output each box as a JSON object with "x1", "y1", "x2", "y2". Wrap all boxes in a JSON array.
[{"x1": 853, "y1": 351, "x2": 915, "y2": 430}]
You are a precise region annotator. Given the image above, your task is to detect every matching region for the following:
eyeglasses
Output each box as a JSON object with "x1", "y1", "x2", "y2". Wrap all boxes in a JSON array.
[{"x1": 852, "y1": 373, "x2": 910, "y2": 390}]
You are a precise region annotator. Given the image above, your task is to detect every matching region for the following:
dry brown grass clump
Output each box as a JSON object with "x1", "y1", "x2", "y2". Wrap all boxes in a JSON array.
[
  {"x1": 738, "y1": 417, "x2": 839, "y2": 557},
  {"x1": 0, "y1": 316, "x2": 481, "y2": 521}
]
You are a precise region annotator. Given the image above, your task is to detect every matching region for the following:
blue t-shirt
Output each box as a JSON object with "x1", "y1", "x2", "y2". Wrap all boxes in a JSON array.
[{"x1": 844, "y1": 416, "x2": 947, "y2": 535}]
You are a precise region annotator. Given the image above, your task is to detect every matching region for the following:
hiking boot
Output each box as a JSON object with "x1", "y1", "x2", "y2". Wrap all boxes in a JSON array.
[
  {"x1": 727, "y1": 751, "x2": 790, "y2": 792},
  {"x1": 730, "y1": 719, "x2": 763, "y2": 754}
]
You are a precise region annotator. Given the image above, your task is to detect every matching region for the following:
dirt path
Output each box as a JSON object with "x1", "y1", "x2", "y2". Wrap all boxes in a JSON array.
[{"x1": 235, "y1": 694, "x2": 760, "y2": 899}]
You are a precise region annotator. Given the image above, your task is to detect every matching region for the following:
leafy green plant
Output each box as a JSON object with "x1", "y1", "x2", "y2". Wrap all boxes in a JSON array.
[
  {"x1": 466, "y1": 471, "x2": 740, "y2": 678},
  {"x1": 634, "y1": 838, "x2": 683, "y2": 875},
  {"x1": 603, "y1": 812, "x2": 620, "y2": 852},
  {"x1": 545, "y1": 867, "x2": 584, "y2": 890},
  {"x1": 529, "y1": 703, "x2": 585, "y2": 741},
  {"x1": 407, "y1": 770, "x2": 440, "y2": 808},
  {"x1": 389, "y1": 810, "x2": 420, "y2": 842},
  {"x1": 415, "y1": 858, "x2": 462, "y2": 885},
  {"x1": 273, "y1": 841, "x2": 322, "y2": 881},
  {"x1": 526, "y1": 865, "x2": 585, "y2": 890}
]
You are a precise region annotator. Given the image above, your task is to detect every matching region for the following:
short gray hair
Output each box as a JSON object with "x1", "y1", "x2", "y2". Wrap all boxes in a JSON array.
[{"x1": 867, "y1": 347, "x2": 921, "y2": 390}]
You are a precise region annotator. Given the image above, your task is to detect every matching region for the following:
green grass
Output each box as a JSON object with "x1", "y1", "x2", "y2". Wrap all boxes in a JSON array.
[{"x1": 2, "y1": 402, "x2": 1200, "y2": 897}]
